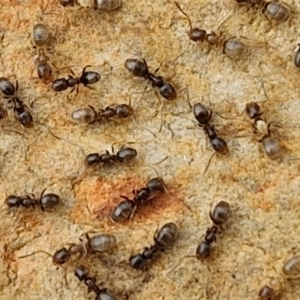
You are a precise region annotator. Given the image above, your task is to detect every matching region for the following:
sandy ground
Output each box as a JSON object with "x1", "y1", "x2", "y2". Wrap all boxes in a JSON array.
[{"x1": 0, "y1": 0, "x2": 300, "y2": 299}]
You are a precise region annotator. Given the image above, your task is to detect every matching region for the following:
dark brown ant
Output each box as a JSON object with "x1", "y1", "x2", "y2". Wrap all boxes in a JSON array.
[
  {"x1": 85, "y1": 146, "x2": 137, "y2": 166},
  {"x1": 193, "y1": 103, "x2": 228, "y2": 173},
  {"x1": 124, "y1": 58, "x2": 177, "y2": 101},
  {"x1": 129, "y1": 222, "x2": 177, "y2": 269},
  {"x1": 110, "y1": 177, "x2": 166, "y2": 223},
  {"x1": 18, "y1": 232, "x2": 116, "y2": 266},
  {"x1": 0, "y1": 77, "x2": 33, "y2": 128},
  {"x1": 60, "y1": 0, "x2": 122, "y2": 11},
  {"x1": 51, "y1": 65, "x2": 101, "y2": 93},
  {"x1": 71, "y1": 103, "x2": 134, "y2": 125},
  {"x1": 75, "y1": 265, "x2": 117, "y2": 300},
  {"x1": 245, "y1": 101, "x2": 281, "y2": 159},
  {"x1": 6, "y1": 189, "x2": 60, "y2": 211},
  {"x1": 235, "y1": 0, "x2": 290, "y2": 22},
  {"x1": 196, "y1": 201, "x2": 230, "y2": 260},
  {"x1": 175, "y1": 3, "x2": 246, "y2": 59}
]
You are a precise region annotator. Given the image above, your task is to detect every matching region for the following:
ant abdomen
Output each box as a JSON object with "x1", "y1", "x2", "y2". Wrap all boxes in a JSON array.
[
  {"x1": 110, "y1": 199, "x2": 135, "y2": 222},
  {"x1": 124, "y1": 58, "x2": 149, "y2": 77},
  {"x1": 89, "y1": 234, "x2": 117, "y2": 252},
  {"x1": 71, "y1": 106, "x2": 97, "y2": 124},
  {"x1": 6, "y1": 195, "x2": 22, "y2": 208}
]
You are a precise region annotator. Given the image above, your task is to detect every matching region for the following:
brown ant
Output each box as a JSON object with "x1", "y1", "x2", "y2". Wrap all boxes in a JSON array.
[
  {"x1": 196, "y1": 201, "x2": 230, "y2": 260},
  {"x1": 110, "y1": 177, "x2": 166, "y2": 223},
  {"x1": 6, "y1": 189, "x2": 60, "y2": 211},
  {"x1": 294, "y1": 44, "x2": 300, "y2": 68},
  {"x1": 258, "y1": 285, "x2": 279, "y2": 300},
  {"x1": 129, "y1": 222, "x2": 177, "y2": 269},
  {"x1": 85, "y1": 146, "x2": 137, "y2": 166},
  {"x1": 60, "y1": 0, "x2": 122, "y2": 11},
  {"x1": 282, "y1": 255, "x2": 300, "y2": 279},
  {"x1": 0, "y1": 77, "x2": 33, "y2": 128},
  {"x1": 31, "y1": 23, "x2": 55, "y2": 84},
  {"x1": 245, "y1": 101, "x2": 281, "y2": 159},
  {"x1": 193, "y1": 102, "x2": 229, "y2": 174},
  {"x1": 71, "y1": 103, "x2": 134, "y2": 125},
  {"x1": 51, "y1": 65, "x2": 101, "y2": 93},
  {"x1": 235, "y1": 0, "x2": 290, "y2": 22},
  {"x1": 175, "y1": 3, "x2": 246, "y2": 59},
  {"x1": 75, "y1": 265, "x2": 117, "y2": 300},
  {"x1": 18, "y1": 232, "x2": 117, "y2": 266},
  {"x1": 124, "y1": 58, "x2": 177, "y2": 101}
]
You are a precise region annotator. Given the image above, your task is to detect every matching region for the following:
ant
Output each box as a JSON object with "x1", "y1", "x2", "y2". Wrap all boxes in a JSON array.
[
  {"x1": 235, "y1": 0, "x2": 290, "y2": 22},
  {"x1": 129, "y1": 222, "x2": 177, "y2": 269},
  {"x1": 110, "y1": 177, "x2": 166, "y2": 223},
  {"x1": 32, "y1": 23, "x2": 55, "y2": 84},
  {"x1": 196, "y1": 201, "x2": 230, "y2": 260},
  {"x1": 175, "y1": 3, "x2": 246, "y2": 59},
  {"x1": 294, "y1": 44, "x2": 300, "y2": 68},
  {"x1": 85, "y1": 146, "x2": 137, "y2": 166},
  {"x1": 282, "y1": 255, "x2": 300, "y2": 279},
  {"x1": 71, "y1": 103, "x2": 134, "y2": 125},
  {"x1": 60, "y1": 0, "x2": 122, "y2": 11},
  {"x1": 6, "y1": 188, "x2": 60, "y2": 211},
  {"x1": 18, "y1": 232, "x2": 117, "y2": 266},
  {"x1": 124, "y1": 58, "x2": 177, "y2": 101},
  {"x1": 193, "y1": 103, "x2": 229, "y2": 174},
  {"x1": 51, "y1": 65, "x2": 101, "y2": 93},
  {"x1": 258, "y1": 285, "x2": 280, "y2": 300},
  {"x1": 75, "y1": 265, "x2": 117, "y2": 300},
  {"x1": 0, "y1": 77, "x2": 33, "y2": 128},
  {"x1": 245, "y1": 101, "x2": 281, "y2": 159}
]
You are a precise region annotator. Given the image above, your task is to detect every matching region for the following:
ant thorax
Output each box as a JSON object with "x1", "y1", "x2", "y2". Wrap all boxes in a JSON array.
[{"x1": 255, "y1": 119, "x2": 269, "y2": 136}]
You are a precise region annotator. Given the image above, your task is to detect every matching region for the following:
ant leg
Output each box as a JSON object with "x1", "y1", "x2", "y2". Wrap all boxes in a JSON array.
[
  {"x1": 165, "y1": 255, "x2": 195, "y2": 275},
  {"x1": 79, "y1": 233, "x2": 89, "y2": 260},
  {"x1": 129, "y1": 204, "x2": 137, "y2": 220}
]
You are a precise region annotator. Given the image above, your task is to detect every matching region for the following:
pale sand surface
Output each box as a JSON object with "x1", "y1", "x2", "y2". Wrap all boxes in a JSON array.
[{"x1": 0, "y1": 0, "x2": 300, "y2": 299}]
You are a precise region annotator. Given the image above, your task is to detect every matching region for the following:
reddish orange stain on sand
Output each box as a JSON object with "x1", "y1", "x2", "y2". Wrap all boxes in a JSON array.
[{"x1": 70, "y1": 174, "x2": 186, "y2": 225}]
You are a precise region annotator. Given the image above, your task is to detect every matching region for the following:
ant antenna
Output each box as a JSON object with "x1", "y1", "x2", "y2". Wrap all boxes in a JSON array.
[
  {"x1": 166, "y1": 255, "x2": 195, "y2": 275},
  {"x1": 203, "y1": 152, "x2": 216, "y2": 175},
  {"x1": 18, "y1": 249, "x2": 52, "y2": 259},
  {"x1": 175, "y1": 3, "x2": 193, "y2": 33},
  {"x1": 260, "y1": 78, "x2": 270, "y2": 102}
]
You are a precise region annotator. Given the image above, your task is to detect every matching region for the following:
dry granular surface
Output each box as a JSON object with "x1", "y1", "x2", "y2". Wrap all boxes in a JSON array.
[{"x1": 0, "y1": 0, "x2": 300, "y2": 299}]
